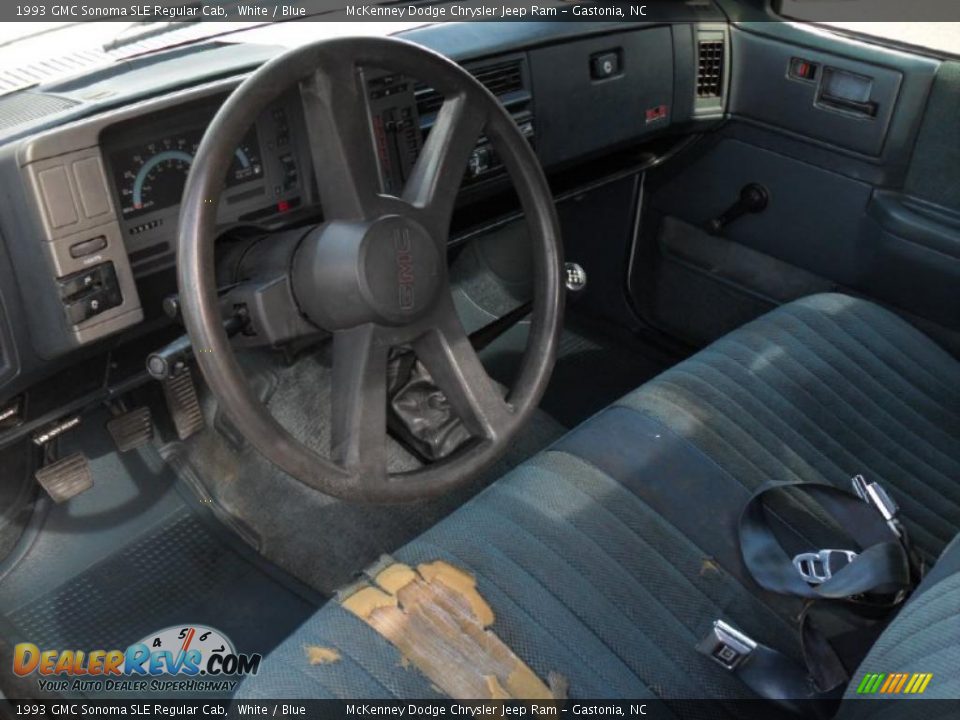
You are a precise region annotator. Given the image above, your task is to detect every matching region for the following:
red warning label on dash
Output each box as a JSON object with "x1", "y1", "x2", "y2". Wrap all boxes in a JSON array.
[{"x1": 645, "y1": 105, "x2": 669, "y2": 123}]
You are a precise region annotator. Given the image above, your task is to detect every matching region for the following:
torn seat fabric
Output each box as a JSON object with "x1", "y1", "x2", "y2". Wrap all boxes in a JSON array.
[{"x1": 237, "y1": 294, "x2": 960, "y2": 704}]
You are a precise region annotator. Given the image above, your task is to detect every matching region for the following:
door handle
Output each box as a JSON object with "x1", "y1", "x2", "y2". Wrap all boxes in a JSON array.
[{"x1": 818, "y1": 93, "x2": 877, "y2": 117}]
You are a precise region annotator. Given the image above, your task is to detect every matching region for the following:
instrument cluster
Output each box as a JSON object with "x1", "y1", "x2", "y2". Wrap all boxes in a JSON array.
[
  {"x1": 110, "y1": 126, "x2": 263, "y2": 220},
  {"x1": 101, "y1": 93, "x2": 308, "y2": 276}
]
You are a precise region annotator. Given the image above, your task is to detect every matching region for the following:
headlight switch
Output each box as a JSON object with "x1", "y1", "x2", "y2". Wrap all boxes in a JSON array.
[{"x1": 56, "y1": 261, "x2": 123, "y2": 326}]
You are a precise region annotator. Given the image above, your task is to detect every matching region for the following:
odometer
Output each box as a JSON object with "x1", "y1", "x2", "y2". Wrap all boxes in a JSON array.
[{"x1": 111, "y1": 126, "x2": 262, "y2": 219}]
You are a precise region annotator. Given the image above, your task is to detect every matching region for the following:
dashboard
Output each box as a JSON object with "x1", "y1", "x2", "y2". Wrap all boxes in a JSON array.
[{"x1": 0, "y1": 16, "x2": 730, "y2": 416}]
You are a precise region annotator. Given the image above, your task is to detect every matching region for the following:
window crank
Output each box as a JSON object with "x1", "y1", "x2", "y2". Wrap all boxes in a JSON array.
[{"x1": 708, "y1": 183, "x2": 769, "y2": 235}]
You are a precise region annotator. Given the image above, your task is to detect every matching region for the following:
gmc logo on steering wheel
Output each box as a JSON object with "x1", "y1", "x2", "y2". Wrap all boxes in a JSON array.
[{"x1": 394, "y1": 227, "x2": 415, "y2": 311}]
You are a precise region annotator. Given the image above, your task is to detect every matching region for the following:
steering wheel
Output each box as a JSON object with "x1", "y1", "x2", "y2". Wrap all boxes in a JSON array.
[{"x1": 177, "y1": 37, "x2": 563, "y2": 503}]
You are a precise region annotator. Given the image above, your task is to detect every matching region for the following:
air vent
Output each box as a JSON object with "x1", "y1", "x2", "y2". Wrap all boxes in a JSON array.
[
  {"x1": 472, "y1": 60, "x2": 524, "y2": 97},
  {"x1": 696, "y1": 41, "x2": 724, "y2": 98},
  {"x1": 416, "y1": 59, "x2": 525, "y2": 118},
  {"x1": 415, "y1": 85, "x2": 443, "y2": 118}
]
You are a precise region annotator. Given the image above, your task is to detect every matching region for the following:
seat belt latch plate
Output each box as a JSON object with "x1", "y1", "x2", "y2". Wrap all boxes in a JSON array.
[
  {"x1": 793, "y1": 549, "x2": 858, "y2": 585},
  {"x1": 852, "y1": 474, "x2": 902, "y2": 537},
  {"x1": 697, "y1": 620, "x2": 757, "y2": 671}
]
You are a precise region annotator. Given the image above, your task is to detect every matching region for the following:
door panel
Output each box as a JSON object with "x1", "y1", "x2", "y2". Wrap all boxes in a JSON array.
[
  {"x1": 633, "y1": 22, "x2": 960, "y2": 353},
  {"x1": 901, "y1": 61, "x2": 960, "y2": 211},
  {"x1": 653, "y1": 138, "x2": 873, "y2": 284},
  {"x1": 863, "y1": 193, "x2": 960, "y2": 330},
  {"x1": 731, "y1": 30, "x2": 904, "y2": 156}
]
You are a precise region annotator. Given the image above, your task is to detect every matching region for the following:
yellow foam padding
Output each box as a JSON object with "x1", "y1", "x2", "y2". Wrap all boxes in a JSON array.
[
  {"x1": 375, "y1": 563, "x2": 419, "y2": 595},
  {"x1": 341, "y1": 585, "x2": 398, "y2": 618},
  {"x1": 485, "y1": 675, "x2": 511, "y2": 699},
  {"x1": 339, "y1": 560, "x2": 562, "y2": 700},
  {"x1": 304, "y1": 646, "x2": 341, "y2": 665}
]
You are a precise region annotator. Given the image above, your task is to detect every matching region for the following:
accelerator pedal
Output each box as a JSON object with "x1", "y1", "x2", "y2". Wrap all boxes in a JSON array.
[
  {"x1": 35, "y1": 452, "x2": 92, "y2": 503},
  {"x1": 106, "y1": 406, "x2": 154, "y2": 452},
  {"x1": 163, "y1": 369, "x2": 204, "y2": 440}
]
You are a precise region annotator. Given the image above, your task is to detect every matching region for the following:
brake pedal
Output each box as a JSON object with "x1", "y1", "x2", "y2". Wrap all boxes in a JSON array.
[
  {"x1": 35, "y1": 452, "x2": 92, "y2": 503},
  {"x1": 163, "y1": 369, "x2": 204, "y2": 440},
  {"x1": 106, "y1": 407, "x2": 154, "y2": 452}
]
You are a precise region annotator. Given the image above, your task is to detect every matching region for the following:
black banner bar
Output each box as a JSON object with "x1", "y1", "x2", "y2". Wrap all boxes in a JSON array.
[
  {"x1": 4, "y1": 699, "x2": 959, "y2": 720},
  {"x1": 3, "y1": 0, "x2": 960, "y2": 23}
]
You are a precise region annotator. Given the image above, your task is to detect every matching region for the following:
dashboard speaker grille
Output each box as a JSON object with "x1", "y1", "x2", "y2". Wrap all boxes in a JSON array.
[
  {"x1": 697, "y1": 41, "x2": 725, "y2": 98},
  {"x1": 0, "y1": 92, "x2": 78, "y2": 132}
]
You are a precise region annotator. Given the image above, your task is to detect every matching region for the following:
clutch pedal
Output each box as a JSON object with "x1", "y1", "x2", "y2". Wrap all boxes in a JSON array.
[
  {"x1": 35, "y1": 452, "x2": 92, "y2": 503},
  {"x1": 31, "y1": 415, "x2": 81, "y2": 446},
  {"x1": 106, "y1": 406, "x2": 154, "y2": 452},
  {"x1": 163, "y1": 369, "x2": 204, "y2": 440}
]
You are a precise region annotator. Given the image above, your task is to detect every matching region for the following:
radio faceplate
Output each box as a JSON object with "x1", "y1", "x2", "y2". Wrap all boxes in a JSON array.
[
  {"x1": 364, "y1": 70, "x2": 424, "y2": 195},
  {"x1": 366, "y1": 56, "x2": 536, "y2": 198},
  {"x1": 412, "y1": 55, "x2": 535, "y2": 188},
  {"x1": 466, "y1": 113, "x2": 535, "y2": 181}
]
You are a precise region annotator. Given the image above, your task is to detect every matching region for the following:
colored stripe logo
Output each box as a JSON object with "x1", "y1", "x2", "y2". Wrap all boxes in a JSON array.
[{"x1": 856, "y1": 672, "x2": 933, "y2": 695}]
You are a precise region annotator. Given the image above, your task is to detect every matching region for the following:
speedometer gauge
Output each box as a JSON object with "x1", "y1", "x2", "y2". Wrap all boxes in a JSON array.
[{"x1": 112, "y1": 126, "x2": 263, "y2": 219}]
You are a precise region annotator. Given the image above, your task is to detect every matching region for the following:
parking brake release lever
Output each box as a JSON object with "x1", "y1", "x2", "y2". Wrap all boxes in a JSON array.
[{"x1": 708, "y1": 183, "x2": 769, "y2": 235}]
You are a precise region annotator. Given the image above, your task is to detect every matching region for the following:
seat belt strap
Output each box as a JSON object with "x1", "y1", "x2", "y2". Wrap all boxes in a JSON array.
[
  {"x1": 738, "y1": 478, "x2": 915, "y2": 603},
  {"x1": 798, "y1": 603, "x2": 858, "y2": 692},
  {"x1": 697, "y1": 620, "x2": 841, "y2": 717},
  {"x1": 735, "y1": 476, "x2": 922, "y2": 694}
]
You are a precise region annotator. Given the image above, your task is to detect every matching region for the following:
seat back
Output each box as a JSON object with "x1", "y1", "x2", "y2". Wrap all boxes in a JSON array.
[{"x1": 839, "y1": 534, "x2": 960, "y2": 712}]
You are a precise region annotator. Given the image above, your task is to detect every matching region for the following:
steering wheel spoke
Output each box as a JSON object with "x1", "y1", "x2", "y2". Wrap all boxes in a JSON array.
[
  {"x1": 331, "y1": 324, "x2": 390, "y2": 484},
  {"x1": 300, "y1": 61, "x2": 383, "y2": 222},
  {"x1": 402, "y1": 93, "x2": 488, "y2": 242},
  {"x1": 413, "y1": 296, "x2": 512, "y2": 442}
]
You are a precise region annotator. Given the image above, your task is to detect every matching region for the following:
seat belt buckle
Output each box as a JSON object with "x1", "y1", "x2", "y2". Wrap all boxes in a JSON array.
[
  {"x1": 793, "y1": 549, "x2": 858, "y2": 585},
  {"x1": 697, "y1": 620, "x2": 757, "y2": 670},
  {"x1": 851, "y1": 474, "x2": 902, "y2": 538}
]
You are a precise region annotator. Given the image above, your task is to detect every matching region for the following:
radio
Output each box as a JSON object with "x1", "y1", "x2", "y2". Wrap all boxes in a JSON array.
[
  {"x1": 365, "y1": 69, "x2": 536, "y2": 193},
  {"x1": 466, "y1": 113, "x2": 535, "y2": 181}
]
